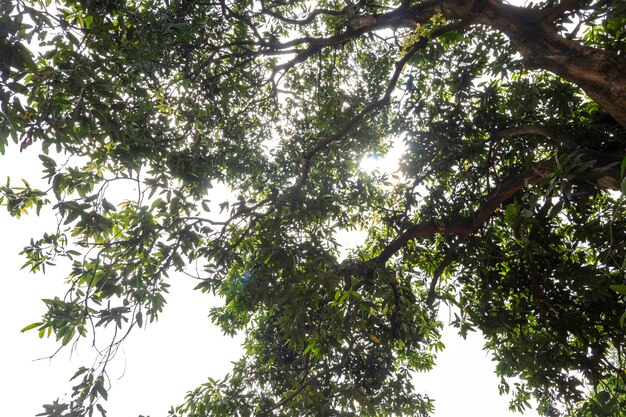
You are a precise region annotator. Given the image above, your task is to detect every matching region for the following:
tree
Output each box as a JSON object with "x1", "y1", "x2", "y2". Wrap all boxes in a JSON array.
[{"x1": 2, "y1": 0, "x2": 626, "y2": 415}]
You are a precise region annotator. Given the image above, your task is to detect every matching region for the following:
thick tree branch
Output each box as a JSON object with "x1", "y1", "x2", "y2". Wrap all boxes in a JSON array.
[
  {"x1": 251, "y1": 1, "x2": 444, "y2": 52},
  {"x1": 376, "y1": 146, "x2": 622, "y2": 268},
  {"x1": 490, "y1": 124, "x2": 579, "y2": 151},
  {"x1": 209, "y1": 0, "x2": 626, "y2": 126},
  {"x1": 468, "y1": 0, "x2": 626, "y2": 127},
  {"x1": 376, "y1": 165, "x2": 551, "y2": 264}
]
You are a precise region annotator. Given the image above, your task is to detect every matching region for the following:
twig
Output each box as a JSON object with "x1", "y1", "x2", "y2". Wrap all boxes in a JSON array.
[{"x1": 426, "y1": 237, "x2": 464, "y2": 306}]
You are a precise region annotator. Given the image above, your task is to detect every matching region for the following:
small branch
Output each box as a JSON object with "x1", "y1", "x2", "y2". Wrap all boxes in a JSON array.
[
  {"x1": 528, "y1": 197, "x2": 554, "y2": 321},
  {"x1": 425, "y1": 237, "x2": 464, "y2": 306},
  {"x1": 178, "y1": 216, "x2": 228, "y2": 225},
  {"x1": 488, "y1": 124, "x2": 579, "y2": 151},
  {"x1": 258, "y1": 377, "x2": 313, "y2": 416},
  {"x1": 476, "y1": 126, "x2": 622, "y2": 189},
  {"x1": 271, "y1": 45, "x2": 323, "y2": 78},
  {"x1": 262, "y1": 1, "x2": 445, "y2": 51},
  {"x1": 218, "y1": 0, "x2": 265, "y2": 43},
  {"x1": 251, "y1": 365, "x2": 310, "y2": 376}
]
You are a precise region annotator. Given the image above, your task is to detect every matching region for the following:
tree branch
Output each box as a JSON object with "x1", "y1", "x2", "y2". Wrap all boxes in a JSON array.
[
  {"x1": 272, "y1": 21, "x2": 465, "y2": 209},
  {"x1": 253, "y1": 1, "x2": 443, "y2": 52},
  {"x1": 476, "y1": 125, "x2": 622, "y2": 189},
  {"x1": 258, "y1": 370, "x2": 315, "y2": 416},
  {"x1": 472, "y1": 124, "x2": 579, "y2": 152},
  {"x1": 528, "y1": 197, "x2": 554, "y2": 321},
  {"x1": 376, "y1": 165, "x2": 550, "y2": 264},
  {"x1": 425, "y1": 237, "x2": 464, "y2": 306},
  {"x1": 274, "y1": 32, "x2": 438, "y2": 207},
  {"x1": 377, "y1": 141, "x2": 622, "y2": 269},
  {"x1": 490, "y1": 124, "x2": 579, "y2": 151}
]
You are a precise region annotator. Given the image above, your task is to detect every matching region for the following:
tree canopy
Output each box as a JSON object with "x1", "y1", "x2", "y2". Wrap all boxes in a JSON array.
[{"x1": 2, "y1": 0, "x2": 626, "y2": 415}]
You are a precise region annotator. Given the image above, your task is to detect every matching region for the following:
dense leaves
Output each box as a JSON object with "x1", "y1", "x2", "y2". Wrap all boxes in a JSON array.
[{"x1": 2, "y1": 0, "x2": 626, "y2": 416}]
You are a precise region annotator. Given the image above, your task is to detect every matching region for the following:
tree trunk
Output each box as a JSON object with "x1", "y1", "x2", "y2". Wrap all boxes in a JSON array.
[{"x1": 439, "y1": 0, "x2": 626, "y2": 128}]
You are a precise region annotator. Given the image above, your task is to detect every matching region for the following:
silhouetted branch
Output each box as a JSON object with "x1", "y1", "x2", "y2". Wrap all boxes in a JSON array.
[
  {"x1": 376, "y1": 166, "x2": 550, "y2": 264},
  {"x1": 490, "y1": 124, "x2": 579, "y2": 151},
  {"x1": 425, "y1": 237, "x2": 464, "y2": 306}
]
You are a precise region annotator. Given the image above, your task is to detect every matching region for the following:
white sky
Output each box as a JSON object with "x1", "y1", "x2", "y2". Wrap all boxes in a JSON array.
[{"x1": 0, "y1": 144, "x2": 541, "y2": 417}]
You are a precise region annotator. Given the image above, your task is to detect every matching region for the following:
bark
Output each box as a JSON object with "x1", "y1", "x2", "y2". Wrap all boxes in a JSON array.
[
  {"x1": 444, "y1": 0, "x2": 626, "y2": 127},
  {"x1": 375, "y1": 147, "x2": 622, "y2": 265},
  {"x1": 375, "y1": 167, "x2": 547, "y2": 264},
  {"x1": 487, "y1": 124, "x2": 580, "y2": 151},
  {"x1": 345, "y1": 0, "x2": 626, "y2": 127}
]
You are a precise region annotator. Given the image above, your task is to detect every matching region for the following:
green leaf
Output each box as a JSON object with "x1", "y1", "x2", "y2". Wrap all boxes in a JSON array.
[
  {"x1": 96, "y1": 404, "x2": 107, "y2": 417},
  {"x1": 101, "y1": 198, "x2": 116, "y2": 212},
  {"x1": 504, "y1": 203, "x2": 518, "y2": 226},
  {"x1": 70, "y1": 366, "x2": 90, "y2": 381},
  {"x1": 20, "y1": 321, "x2": 43, "y2": 332},
  {"x1": 38, "y1": 154, "x2": 57, "y2": 169},
  {"x1": 94, "y1": 379, "x2": 108, "y2": 400},
  {"x1": 610, "y1": 285, "x2": 626, "y2": 296}
]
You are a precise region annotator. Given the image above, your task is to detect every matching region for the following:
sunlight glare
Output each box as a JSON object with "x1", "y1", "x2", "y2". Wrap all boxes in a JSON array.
[{"x1": 359, "y1": 138, "x2": 406, "y2": 178}]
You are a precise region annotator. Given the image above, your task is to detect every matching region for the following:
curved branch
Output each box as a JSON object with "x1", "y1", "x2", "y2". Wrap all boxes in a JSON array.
[
  {"x1": 376, "y1": 165, "x2": 550, "y2": 264},
  {"x1": 490, "y1": 124, "x2": 579, "y2": 151},
  {"x1": 258, "y1": 377, "x2": 313, "y2": 417},
  {"x1": 271, "y1": 45, "x2": 323, "y2": 77},
  {"x1": 218, "y1": 0, "x2": 265, "y2": 43},
  {"x1": 425, "y1": 237, "x2": 464, "y2": 305},
  {"x1": 260, "y1": 1, "x2": 443, "y2": 51},
  {"x1": 377, "y1": 144, "x2": 623, "y2": 268},
  {"x1": 470, "y1": 0, "x2": 626, "y2": 128}
]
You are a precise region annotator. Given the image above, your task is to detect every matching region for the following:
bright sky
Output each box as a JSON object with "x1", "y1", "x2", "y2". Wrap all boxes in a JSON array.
[{"x1": 0, "y1": 144, "x2": 542, "y2": 417}]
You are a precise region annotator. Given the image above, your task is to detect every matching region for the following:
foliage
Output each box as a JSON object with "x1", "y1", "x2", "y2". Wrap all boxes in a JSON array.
[{"x1": 2, "y1": 0, "x2": 626, "y2": 416}]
